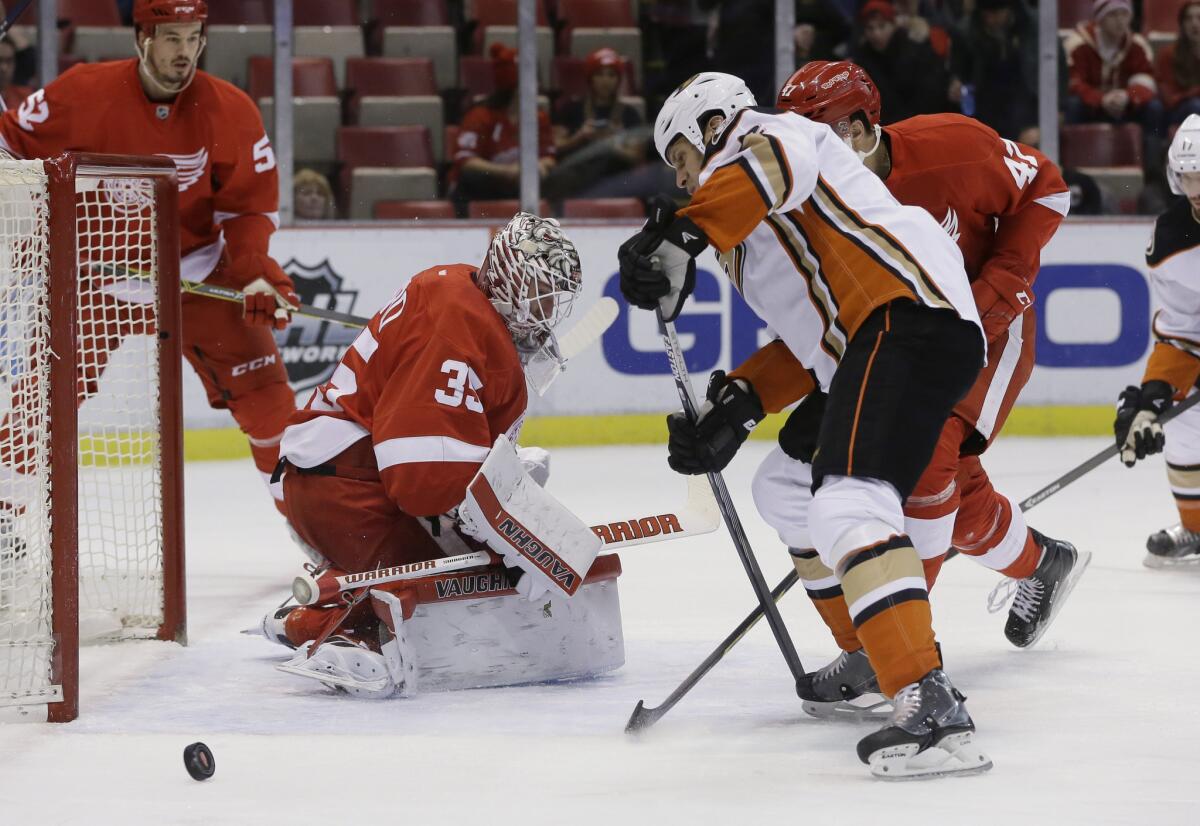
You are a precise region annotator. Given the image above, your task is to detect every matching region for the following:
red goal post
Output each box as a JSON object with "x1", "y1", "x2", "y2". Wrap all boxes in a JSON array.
[{"x1": 0, "y1": 153, "x2": 186, "y2": 723}]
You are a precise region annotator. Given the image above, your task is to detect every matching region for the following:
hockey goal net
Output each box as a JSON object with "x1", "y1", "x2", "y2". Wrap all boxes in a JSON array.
[{"x1": 0, "y1": 154, "x2": 185, "y2": 723}]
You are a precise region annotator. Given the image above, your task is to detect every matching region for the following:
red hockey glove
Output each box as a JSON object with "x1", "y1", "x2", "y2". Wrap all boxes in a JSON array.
[
  {"x1": 229, "y1": 253, "x2": 299, "y2": 330},
  {"x1": 971, "y1": 269, "x2": 1034, "y2": 344}
]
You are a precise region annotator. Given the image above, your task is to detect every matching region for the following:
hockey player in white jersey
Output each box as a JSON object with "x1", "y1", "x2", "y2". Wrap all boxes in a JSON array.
[
  {"x1": 619, "y1": 72, "x2": 991, "y2": 778},
  {"x1": 1115, "y1": 114, "x2": 1200, "y2": 567}
]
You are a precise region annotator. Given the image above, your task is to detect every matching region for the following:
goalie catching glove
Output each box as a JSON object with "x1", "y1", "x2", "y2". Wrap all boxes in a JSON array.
[
  {"x1": 1114, "y1": 380, "x2": 1172, "y2": 467},
  {"x1": 667, "y1": 371, "x2": 765, "y2": 475},
  {"x1": 618, "y1": 196, "x2": 708, "y2": 322},
  {"x1": 458, "y1": 435, "x2": 601, "y2": 601}
]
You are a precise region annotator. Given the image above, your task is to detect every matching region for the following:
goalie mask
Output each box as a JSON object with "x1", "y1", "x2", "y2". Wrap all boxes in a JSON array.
[
  {"x1": 654, "y1": 72, "x2": 756, "y2": 163},
  {"x1": 478, "y1": 214, "x2": 583, "y2": 390},
  {"x1": 1168, "y1": 113, "x2": 1200, "y2": 199}
]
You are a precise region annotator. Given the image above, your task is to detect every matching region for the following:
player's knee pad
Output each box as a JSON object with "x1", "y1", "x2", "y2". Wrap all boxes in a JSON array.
[
  {"x1": 751, "y1": 446, "x2": 815, "y2": 549},
  {"x1": 809, "y1": 476, "x2": 904, "y2": 572},
  {"x1": 904, "y1": 510, "x2": 956, "y2": 561}
]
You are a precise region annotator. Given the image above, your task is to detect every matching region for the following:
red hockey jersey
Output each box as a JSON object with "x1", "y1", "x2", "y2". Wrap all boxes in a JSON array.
[
  {"x1": 0, "y1": 59, "x2": 279, "y2": 283},
  {"x1": 883, "y1": 114, "x2": 1069, "y2": 288},
  {"x1": 279, "y1": 266, "x2": 528, "y2": 518}
]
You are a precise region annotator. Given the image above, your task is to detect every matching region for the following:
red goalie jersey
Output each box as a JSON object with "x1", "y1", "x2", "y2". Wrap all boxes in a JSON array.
[
  {"x1": 280, "y1": 265, "x2": 528, "y2": 520},
  {"x1": 0, "y1": 59, "x2": 279, "y2": 281}
]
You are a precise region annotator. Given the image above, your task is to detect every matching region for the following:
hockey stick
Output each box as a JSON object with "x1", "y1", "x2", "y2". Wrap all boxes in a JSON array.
[
  {"x1": 295, "y1": 474, "x2": 721, "y2": 604},
  {"x1": 626, "y1": 568, "x2": 799, "y2": 733},
  {"x1": 179, "y1": 279, "x2": 369, "y2": 327},
  {"x1": 0, "y1": 0, "x2": 35, "y2": 40},
  {"x1": 1017, "y1": 390, "x2": 1200, "y2": 512},
  {"x1": 655, "y1": 310, "x2": 806, "y2": 682}
]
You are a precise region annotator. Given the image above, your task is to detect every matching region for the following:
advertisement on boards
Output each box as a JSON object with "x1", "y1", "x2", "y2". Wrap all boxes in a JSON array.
[{"x1": 177, "y1": 220, "x2": 1160, "y2": 429}]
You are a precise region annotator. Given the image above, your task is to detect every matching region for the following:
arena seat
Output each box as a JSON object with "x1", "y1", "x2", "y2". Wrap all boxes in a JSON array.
[
  {"x1": 204, "y1": 24, "x2": 272, "y2": 89},
  {"x1": 469, "y1": 0, "x2": 549, "y2": 51},
  {"x1": 72, "y1": 28, "x2": 137, "y2": 62},
  {"x1": 207, "y1": 0, "x2": 272, "y2": 25},
  {"x1": 562, "y1": 198, "x2": 644, "y2": 219},
  {"x1": 373, "y1": 200, "x2": 457, "y2": 220},
  {"x1": 1144, "y1": 0, "x2": 1180, "y2": 35},
  {"x1": 58, "y1": 0, "x2": 122, "y2": 26},
  {"x1": 293, "y1": 0, "x2": 360, "y2": 27},
  {"x1": 259, "y1": 97, "x2": 342, "y2": 167},
  {"x1": 1057, "y1": 0, "x2": 1093, "y2": 32},
  {"x1": 338, "y1": 126, "x2": 439, "y2": 219},
  {"x1": 294, "y1": 27, "x2": 365, "y2": 89},
  {"x1": 248, "y1": 56, "x2": 338, "y2": 99},
  {"x1": 369, "y1": 0, "x2": 451, "y2": 54},
  {"x1": 555, "y1": 0, "x2": 635, "y2": 52},
  {"x1": 481, "y1": 27, "x2": 553, "y2": 86},
  {"x1": 1061, "y1": 123, "x2": 1143, "y2": 168},
  {"x1": 348, "y1": 59, "x2": 444, "y2": 162},
  {"x1": 467, "y1": 199, "x2": 551, "y2": 220},
  {"x1": 381, "y1": 27, "x2": 458, "y2": 91}
]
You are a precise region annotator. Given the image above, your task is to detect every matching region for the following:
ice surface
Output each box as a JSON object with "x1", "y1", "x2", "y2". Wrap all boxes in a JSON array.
[{"x1": 1, "y1": 438, "x2": 1198, "y2": 824}]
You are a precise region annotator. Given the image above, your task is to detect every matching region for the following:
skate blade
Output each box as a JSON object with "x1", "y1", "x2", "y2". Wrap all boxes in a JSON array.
[
  {"x1": 1143, "y1": 552, "x2": 1200, "y2": 569},
  {"x1": 1020, "y1": 549, "x2": 1093, "y2": 649},
  {"x1": 868, "y1": 731, "x2": 993, "y2": 781},
  {"x1": 802, "y1": 694, "x2": 892, "y2": 722}
]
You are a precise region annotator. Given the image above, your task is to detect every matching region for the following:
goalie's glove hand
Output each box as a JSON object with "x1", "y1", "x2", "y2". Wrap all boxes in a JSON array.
[
  {"x1": 618, "y1": 196, "x2": 706, "y2": 323},
  {"x1": 971, "y1": 269, "x2": 1034, "y2": 344},
  {"x1": 1114, "y1": 380, "x2": 1172, "y2": 467},
  {"x1": 231, "y1": 253, "x2": 300, "y2": 330},
  {"x1": 778, "y1": 390, "x2": 827, "y2": 464},
  {"x1": 667, "y1": 371, "x2": 765, "y2": 475}
]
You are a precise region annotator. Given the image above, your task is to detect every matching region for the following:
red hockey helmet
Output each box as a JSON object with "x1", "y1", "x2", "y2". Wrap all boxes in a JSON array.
[
  {"x1": 133, "y1": 0, "x2": 209, "y2": 36},
  {"x1": 777, "y1": 61, "x2": 881, "y2": 134}
]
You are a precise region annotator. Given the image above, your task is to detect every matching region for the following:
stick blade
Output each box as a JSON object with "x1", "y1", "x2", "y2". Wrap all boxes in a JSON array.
[
  {"x1": 625, "y1": 700, "x2": 655, "y2": 734},
  {"x1": 559, "y1": 297, "x2": 618, "y2": 361}
]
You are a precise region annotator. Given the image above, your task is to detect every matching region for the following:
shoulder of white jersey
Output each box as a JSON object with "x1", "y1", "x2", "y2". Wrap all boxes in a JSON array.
[
  {"x1": 701, "y1": 106, "x2": 816, "y2": 169},
  {"x1": 1147, "y1": 198, "x2": 1200, "y2": 269}
]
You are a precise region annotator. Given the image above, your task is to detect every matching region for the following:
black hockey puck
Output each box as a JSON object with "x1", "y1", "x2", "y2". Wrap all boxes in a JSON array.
[{"x1": 183, "y1": 742, "x2": 215, "y2": 781}]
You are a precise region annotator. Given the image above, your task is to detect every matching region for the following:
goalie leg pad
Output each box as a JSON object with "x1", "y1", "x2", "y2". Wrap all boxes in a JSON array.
[{"x1": 459, "y1": 436, "x2": 601, "y2": 601}]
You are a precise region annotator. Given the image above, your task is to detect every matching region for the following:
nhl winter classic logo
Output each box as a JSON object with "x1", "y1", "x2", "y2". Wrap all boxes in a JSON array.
[{"x1": 273, "y1": 259, "x2": 360, "y2": 395}]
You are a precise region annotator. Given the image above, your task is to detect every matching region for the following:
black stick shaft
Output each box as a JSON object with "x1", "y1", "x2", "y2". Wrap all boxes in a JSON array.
[
  {"x1": 657, "y1": 311, "x2": 805, "y2": 684},
  {"x1": 1018, "y1": 390, "x2": 1200, "y2": 512},
  {"x1": 626, "y1": 569, "x2": 798, "y2": 732}
]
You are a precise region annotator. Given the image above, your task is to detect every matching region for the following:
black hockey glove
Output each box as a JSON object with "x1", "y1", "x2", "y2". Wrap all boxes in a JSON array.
[
  {"x1": 618, "y1": 195, "x2": 707, "y2": 323},
  {"x1": 1114, "y1": 380, "x2": 1172, "y2": 467},
  {"x1": 778, "y1": 390, "x2": 827, "y2": 464},
  {"x1": 666, "y1": 371, "x2": 765, "y2": 475}
]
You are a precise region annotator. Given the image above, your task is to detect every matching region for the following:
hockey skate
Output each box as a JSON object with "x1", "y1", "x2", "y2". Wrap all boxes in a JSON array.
[
  {"x1": 1144, "y1": 523, "x2": 1200, "y2": 568},
  {"x1": 797, "y1": 648, "x2": 891, "y2": 721},
  {"x1": 856, "y1": 669, "x2": 992, "y2": 780},
  {"x1": 987, "y1": 530, "x2": 1091, "y2": 649}
]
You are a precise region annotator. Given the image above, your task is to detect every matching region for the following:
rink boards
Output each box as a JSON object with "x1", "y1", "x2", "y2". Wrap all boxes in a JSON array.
[{"x1": 166, "y1": 219, "x2": 1158, "y2": 439}]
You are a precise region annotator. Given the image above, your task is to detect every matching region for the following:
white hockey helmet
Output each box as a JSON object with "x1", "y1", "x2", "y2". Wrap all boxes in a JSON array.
[
  {"x1": 1167, "y1": 113, "x2": 1200, "y2": 195},
  {"x1": 654, "y1": 72, "x2": 757, "y2": 163},
  {"x1": 478, "y1": 213, "x2": 582, "y2": 356}
]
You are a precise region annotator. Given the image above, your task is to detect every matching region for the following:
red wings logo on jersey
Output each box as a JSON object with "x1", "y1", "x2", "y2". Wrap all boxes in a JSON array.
[
  {"x1": 158, "y1": 148, "x2": 209, "y2": 192},
  {"x1": 16, "y1": 89, "x2": 48, "y2": 132}
]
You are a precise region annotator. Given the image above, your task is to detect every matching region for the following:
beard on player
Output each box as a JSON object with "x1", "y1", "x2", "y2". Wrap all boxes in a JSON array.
[{"x1": 137, "y1": 21, "x2": 206, "y2": 99}]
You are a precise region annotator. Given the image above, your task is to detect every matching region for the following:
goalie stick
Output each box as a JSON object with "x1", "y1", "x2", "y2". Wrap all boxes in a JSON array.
[{"x1": 294, "y1": 474, "x2": 721, "y2": 604}]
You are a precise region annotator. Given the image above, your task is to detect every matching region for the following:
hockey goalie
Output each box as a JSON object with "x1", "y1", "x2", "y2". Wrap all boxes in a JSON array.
[{"x1": 261, "y1": 213, "x2": 624, "y2": 698}]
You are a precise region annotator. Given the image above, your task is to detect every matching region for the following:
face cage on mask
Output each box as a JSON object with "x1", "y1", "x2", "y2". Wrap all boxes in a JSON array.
[{"x1": 486, "y1": 245, "x2": 580, "y2": 358}]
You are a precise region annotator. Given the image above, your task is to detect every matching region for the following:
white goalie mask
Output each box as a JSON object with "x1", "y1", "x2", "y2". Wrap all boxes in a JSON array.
[
  {"x1": 478, "y1": 213, "x2": 583, "y2": 387},
  {"x1": 1168, "y1": 113, "x2": 1200, "y2": 197},
  {"x1": 654, "y1": 72, "x2": 757, "y2": 162}
]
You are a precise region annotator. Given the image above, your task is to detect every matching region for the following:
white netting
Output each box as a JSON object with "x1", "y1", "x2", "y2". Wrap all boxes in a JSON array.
[
  {"x1": 75, "y1": 174, "x2": 165, "y2": 637},
  {"x1": 0, "y1": 161, "x2": 55, "y2": 706},
  {"x1": 0, "y1": 163, "x2": 168, "y2": 710}
]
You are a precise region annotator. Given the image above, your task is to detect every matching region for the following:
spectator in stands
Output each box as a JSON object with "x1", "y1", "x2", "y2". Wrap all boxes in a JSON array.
[
  {"x1": 449, "y1": 44, "x2": 556, "y2": 217},
  {"x1": 1064, "y1": 0, "x2": 1164, "y2": 145},
  {"x1": 0, "y1": 39, "x2": 32, "y2": 111},
  {"x1": 554, "y1": 49, "x2": 642, "y2": 158},
  {"x1": 0, "y1": 14, "x2": 37, "y2": 88},
  {"x1": 952, "y1": 0, "x2": 1039, "y2": 140},
  {"x1": 294, "y1": 169, "x2": 336, "y2": 220},
  {"x1": 699, "y1": 0, "x2": 775, "y2": 103},
  {"x1": 794, "y1": 0, "x2": 852, "y2": 64},
  {"x1": 1155, "y1": 0, "x2": 1200, "y2": 126},
  {"x1": 851, "y1": 0, "x2": 952, "y2": 122}
]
